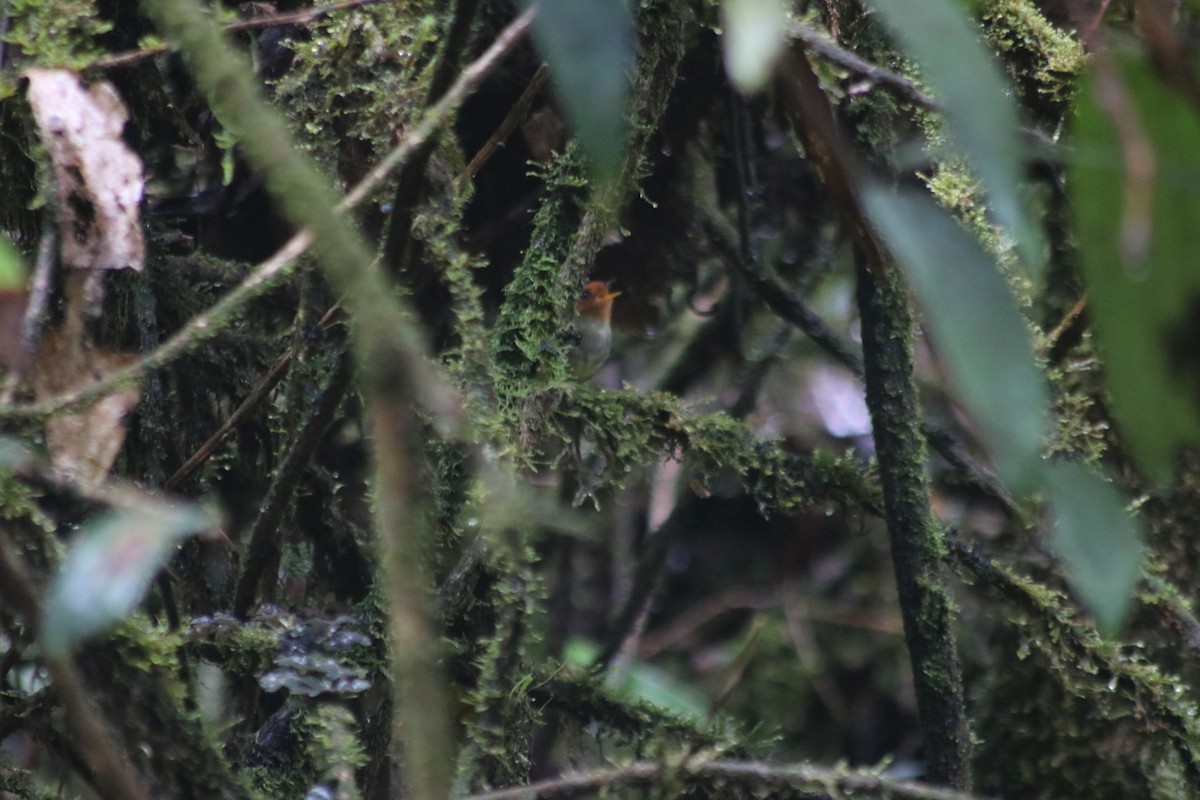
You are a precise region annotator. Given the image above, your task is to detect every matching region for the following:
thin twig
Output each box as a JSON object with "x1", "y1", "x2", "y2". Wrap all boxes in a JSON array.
[
  {"x1": 792, "y1": 21, "x2": 936, "y2": 109},
  {"x1": 465, "y1": 758, "x2": 991, "y2": 800},
  {"x1": 165, "y1": 303, "x2": 341, "y2": 491},
  {"x1": 232, "y1": 350, "x2": 354, "y2": 617},
  {"x1": 92, "y1": 0, "x2": 388, "y2": 70},
  {"x1": 459, "y1": 64, "x2": 549, "y2": 185},
  {"x1": 0, "y1": 8, "x2": 533, "y2": 424},
  {"x1": 1045, "y1": 295, "x2": 1088, "y2": 362}
]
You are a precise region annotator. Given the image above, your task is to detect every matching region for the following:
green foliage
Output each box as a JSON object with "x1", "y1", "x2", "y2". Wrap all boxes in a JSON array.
[
  {"x1": 863, "y1": 185, "x2": 1049, "y2": 486},
  {"x1": 1070, "y1": 53, "x2": 1200, "y2": 485},
  {"x1": 865, "y1": 0, "x2": 1044, "y2": 266},
  {"x1": 1045, "y1": 463, "x2": 1143, "y2": 637},
  {"x1": 521, "y1": 0, "x2": 636, "y2": 180},
  {"x1": 0, "y1": 0, "x2": 112, "y2": 85},
  {"x1": 6, "y1": 0, "x2": 1200, "y2": 795},
  {"x1": 863, "y1": 181, "x2": 1143, "y2": 634},
  {"x1": 272, "y1": 3, "x2": 439, "y2": 181},
  {"x1": 489, "y1": 157, "x2": 587, "y2": 402},
  {"x1": 721, "y1": 0, "x2": 789, "y2": 94},
  {"x1": 982, "y1": 0, "x2": 1086, "y2": 123}
]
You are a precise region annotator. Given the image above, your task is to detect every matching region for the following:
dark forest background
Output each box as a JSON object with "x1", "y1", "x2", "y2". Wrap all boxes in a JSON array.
[{"x1": 1, "y1": 1, "x2": 1199, "y2": 799}]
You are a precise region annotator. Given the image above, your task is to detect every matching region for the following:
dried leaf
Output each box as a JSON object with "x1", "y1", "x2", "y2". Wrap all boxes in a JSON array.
[
  {"x1": 33, "y1": 326, "x2": 139, "y2": 489},
  {"x1": 25, "y1": 69, "x2": 145, "y2": 272}
]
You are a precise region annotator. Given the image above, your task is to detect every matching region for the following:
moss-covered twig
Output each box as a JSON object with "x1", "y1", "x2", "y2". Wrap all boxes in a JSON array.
[
  {"x1": 580, "y1": 387, "x2": 880, "y2": 663},
  {"x1": 857, "y1": 254, "x2": 970, "y2": 790},
  {"x1": 948, "y1": 535, "x2": 1200, "y2": 782},
  {"x1": 791, "y1": 20, "x2": 937, "y2": 110},
  {"x1": 380, "y1": 0, "x2": 481, "y2": 275}
]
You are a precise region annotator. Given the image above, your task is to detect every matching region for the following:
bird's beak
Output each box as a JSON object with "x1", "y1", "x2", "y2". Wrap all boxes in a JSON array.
[{"x1": 603, "y1": 279, "x2": 621, "y2": 299}]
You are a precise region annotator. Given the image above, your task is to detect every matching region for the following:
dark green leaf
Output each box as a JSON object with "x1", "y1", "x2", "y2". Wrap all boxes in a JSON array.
[
  {"x1": 862, "y1": 183, "x2": 1048, "y2": 491},
  {"x1": 1070, "y1": 55, "x2": 1200, "y2": 483},
  {"x1": 864, "y1": 0, "x2": 1043, "y2": 266},
  {"x1": 521, "y1": 0, "x2": 636, "y2": 180},
  {"x1": 41, "y1": 505, "x2": 214, "y2": 659},
  {"x1": 1045, "y1": 462, "x2": 1143, "y2": 636}
]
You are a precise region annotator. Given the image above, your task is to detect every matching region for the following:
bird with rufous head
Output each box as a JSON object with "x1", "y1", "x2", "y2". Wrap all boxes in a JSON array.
[{"x1": 568, "y1": 280, "x2": 620, "y2": 381}]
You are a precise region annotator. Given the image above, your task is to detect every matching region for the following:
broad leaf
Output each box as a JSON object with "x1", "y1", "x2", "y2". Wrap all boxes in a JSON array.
[
  {"x1": 41, "y1": 505, "x2": 214, "y2": 658},
  {"x1": 521, "y1": 0, "x2": 636, "y2": 180},
  {"x1": 1045, "y1": 462, "x2": 1143, "y2": 636},
  {"x1": 864, "y1": 0, "x2": 1043, "y2": 267},
  {"x1": 1070, "y1": 55, "x2": 1200, "y2": 483},
  {"x1": 862, "y1": 183, "x2": 1048, "y2": 492}
]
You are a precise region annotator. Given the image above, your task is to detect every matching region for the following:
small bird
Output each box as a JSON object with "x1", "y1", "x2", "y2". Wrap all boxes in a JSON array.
[{"x1": 568, "y1": 280, "x2": 620, "y2": 381}]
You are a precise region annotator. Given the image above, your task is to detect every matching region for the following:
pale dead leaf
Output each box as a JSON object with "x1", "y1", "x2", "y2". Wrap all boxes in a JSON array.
[
  {"x1": 26, "y1": 69, "x2": 145, "y2": 272},
  {"x1": 34, "y1": 326, "x2": 140, "y2": 490}
]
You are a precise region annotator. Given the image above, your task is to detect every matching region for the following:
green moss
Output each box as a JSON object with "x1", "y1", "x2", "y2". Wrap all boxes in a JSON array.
[
  {"x1": 968, "y1": 554, "x2": 1200, "y2": 799},
  {"x1": 188, "y1": 615, "x2": 279, "y2": 675},
  {"x1": 556, "y1": 387, "x2": 878, "y2": 513},
  {"x1": 490, "y1": 154, "x2": 590, "y2": 404},
  {"x1": 982, "y1": 0, "x2": 1086, "y2": 125},
  {"x1": 305, "y1": 703, "x2": 367, "y2": 797},
  {"x1": 0, "y1": 763, "x2": 62, "y2": 799},
  {"x1": 978, "y1": 621, "x2": 1195, "y2": 799},
  {"x1": 0, "y1": 470, "x2": 54, "y2": 534},
  {"x1": 272, "y1": 3, "x2": 442, "y2": 184},
  {"x1": 1, "y1": 0, "x2": 112, "y2": 82}
]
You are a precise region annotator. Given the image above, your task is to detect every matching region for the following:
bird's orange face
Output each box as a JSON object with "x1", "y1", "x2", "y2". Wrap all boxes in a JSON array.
[{"x1": 575, "y1": 280, "x2": 620, "y2": 322}]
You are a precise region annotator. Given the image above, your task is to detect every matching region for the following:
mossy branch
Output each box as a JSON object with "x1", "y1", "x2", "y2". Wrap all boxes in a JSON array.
[
  {"x1": 949, "y1": 536, "x2": 1200, "y2": 782},
  {"x1": 856, "y1": 257, "x2": 971, "y2": 790},
  {"x1": 490, "y1": 7, "x2": 694, "y2": 400}
]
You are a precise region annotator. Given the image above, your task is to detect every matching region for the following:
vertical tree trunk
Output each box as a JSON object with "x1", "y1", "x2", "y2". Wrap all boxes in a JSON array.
[{"x1": 856, "y1": 256, "x2": 972, "y2": 790}]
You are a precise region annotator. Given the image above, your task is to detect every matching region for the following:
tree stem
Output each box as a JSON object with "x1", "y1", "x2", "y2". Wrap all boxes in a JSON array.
[{"x1": 856, "y1": 256, "x2": 971, "y2": 789}]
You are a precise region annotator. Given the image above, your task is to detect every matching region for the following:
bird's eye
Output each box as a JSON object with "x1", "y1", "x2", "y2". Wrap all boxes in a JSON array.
[{"x1": 579, "y1": 288, "x2": 591, "y2": 300}]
